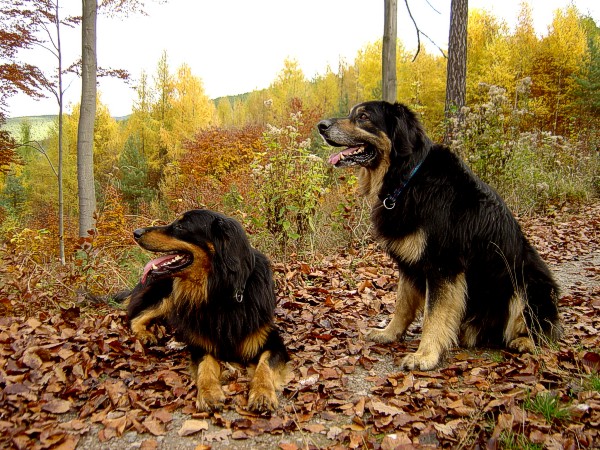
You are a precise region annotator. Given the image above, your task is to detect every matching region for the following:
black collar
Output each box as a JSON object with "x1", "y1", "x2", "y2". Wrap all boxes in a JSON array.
[
  {"x1": 382, "y1": 157, "x2": 426, "y2": 210},
  {"x1": 234, "y1": 252, "x2": 256, "y2": 302}
]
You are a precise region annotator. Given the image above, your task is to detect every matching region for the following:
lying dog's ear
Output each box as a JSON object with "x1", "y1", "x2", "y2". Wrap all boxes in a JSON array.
[{"x1": 211, "y1": 217, "x2": 252, "y2": 277}]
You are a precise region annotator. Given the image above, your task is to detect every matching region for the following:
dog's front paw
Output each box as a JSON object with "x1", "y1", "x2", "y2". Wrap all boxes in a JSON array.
[
  {"x1": 248, "y1": 385, "x2": 278, "y2": 413},
  {"x1": 196, "y1": 386, "x2": 225, "y2": 411},
  {"x1": 400, "y1": 351, "x2": 440, "y2": 371},
  {"x1": 365, "y1": 328, "x2": 399, "y2": 344},
  {"x1": 507, "y1": 337, "x2": 536, "y2": 353},
  {"x1": 135, "y1": 330, "x2": 158, "y2": 346}
]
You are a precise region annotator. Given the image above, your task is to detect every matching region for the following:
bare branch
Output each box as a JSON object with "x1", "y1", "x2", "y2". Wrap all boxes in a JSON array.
[{"x1": 403, "y1": 0, "x2": 447, "y2": 62}]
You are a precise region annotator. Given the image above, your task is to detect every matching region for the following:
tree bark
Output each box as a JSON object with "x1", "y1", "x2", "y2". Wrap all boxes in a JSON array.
[
  {"x1": 55, "y1": 1, "x2": 65, "y2": 264},
  {"x1": 77, "y1": 0, "x2": 98, "y2": 238},
  {"x1": 382, "y1": 0, "x2": 398, "y2": 103},
  {"x1": 444, "y1": 0, "x2": 468, "y2": 141}
]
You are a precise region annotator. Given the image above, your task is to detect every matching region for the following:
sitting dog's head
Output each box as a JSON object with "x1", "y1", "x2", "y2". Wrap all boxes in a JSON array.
[
  {"x1": 133, "y1": 210, "x2": 254, "y2": 287},
  {"x1": 318, "y1": 101, "x2": 430, "y2": 169}
]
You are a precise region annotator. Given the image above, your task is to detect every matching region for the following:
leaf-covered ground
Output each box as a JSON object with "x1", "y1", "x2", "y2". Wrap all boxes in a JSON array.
[{"x1": 1, "y1": 202, "x2": 599, "y2": 450}]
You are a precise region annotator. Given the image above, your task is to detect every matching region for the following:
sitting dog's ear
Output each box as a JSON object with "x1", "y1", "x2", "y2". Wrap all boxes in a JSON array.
[{"x1": 389, "y1": 103, "x2": 429, "y2": 159}]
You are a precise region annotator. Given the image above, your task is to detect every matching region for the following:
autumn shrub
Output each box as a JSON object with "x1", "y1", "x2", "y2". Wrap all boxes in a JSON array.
[
  {"x1": 317, "y1": 171, "x2": 373, "y2": 251},
  {"x1": 161, "y1": 124, "x2": 264, "y2": 213},
  {"x1": 249, "y1": 111, "x2": 326, "y2": 257},
  {"x1": 0, "y1": 185, "x2": 149, "y2": 316},
  {"x1": 450, "y1": 82, "x2": 599, "y2": 213}
]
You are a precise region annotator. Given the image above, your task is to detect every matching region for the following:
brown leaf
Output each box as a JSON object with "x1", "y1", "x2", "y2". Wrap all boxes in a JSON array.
[
  {"x1": 22, "y1": 350, "x2": 43, "y2": 370},
  {"x1": 279, "y1": 443, "x2": 299, "y2": 450},
  {"x1": 143, "y1": 417, "x2": 166, "y2": 436},
  {"x1": 381, "y1": 432, "x2": 411, "y2": 450},
  {"x1": 582, "y1": 352, "x2": 600, "y2": 373},
  {"x1": 42, "y1": 399, "x2": 72, "y2": 414},
  {"x1": 52, "y1": 435, "x2": 79, "y2": 450},
  {"x1": 151, "y1": 409, "x2": 173, "y2": 424},
  {"x1": 140, "y1": 439, "x2": 159, "y2": 450},
  {"x1": 370, "y1": 401, "x2": 402, "y2": 416},
  {"x1": 303, "y1": 423, "x2": 326, "y2": 433},
  {"x1": 204, "y1": 429, "x2": 232, "y2": 442},
  {"x1": 178, "y1": 420, "x2": 209, "y2": 437}
]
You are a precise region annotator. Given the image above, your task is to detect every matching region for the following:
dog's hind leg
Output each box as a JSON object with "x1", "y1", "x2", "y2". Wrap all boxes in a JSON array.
[
  {"x1": 191, "y1": 353, "x2": 225, "y2": 411},
  {"x1": 248, "y1": 329, "x2": 289, "y2": 413},
  {"x1": 504, "y1": 292, "x2": 540, "y2": 353},
  {"x1": 366, "y1": 272, "x2": 424, "y2": 343},
  {"x1": 401, "y1": 273, "x2": 467, "y2": 371}
]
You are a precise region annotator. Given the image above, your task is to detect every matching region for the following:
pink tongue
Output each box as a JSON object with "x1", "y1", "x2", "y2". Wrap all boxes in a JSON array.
[
  {"x1": 142, "y1": 254, "x2": 178, "y2": 284},
  {"x1": 328, "y1": 146, "x2": 361, "y2": 165}
]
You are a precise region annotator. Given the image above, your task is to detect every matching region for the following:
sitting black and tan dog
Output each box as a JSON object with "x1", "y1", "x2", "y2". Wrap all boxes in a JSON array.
[
  {"x1": 123, "y1": 209, "x2": 289, "y2": 413},
  {"x1": 319, "y1": 101, "x2": 561, "y2": 370}
]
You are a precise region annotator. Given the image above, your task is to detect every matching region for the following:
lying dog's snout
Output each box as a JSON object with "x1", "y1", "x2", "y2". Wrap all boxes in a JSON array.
[
  {"x1": 317, "y1": 119, "x2": 333, "y2": 134},
  {"x1": 133, "y1": 228, "x2": 145, "y2": 241}
]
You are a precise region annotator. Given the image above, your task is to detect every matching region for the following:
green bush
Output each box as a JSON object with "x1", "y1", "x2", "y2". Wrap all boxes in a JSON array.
[
  {"x1": 249, "y1": 112, "x2": 326, "y2": 257},
  {"x1": 449, "y1": 82, "x2": 599, "y2": 213}
]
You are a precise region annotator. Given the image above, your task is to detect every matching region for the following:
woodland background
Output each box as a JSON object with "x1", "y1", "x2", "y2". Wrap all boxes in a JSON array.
[
  {"x1": 0, "y1": 3, "x2": 599, "y2": 450},
  {"x1": 0, "y1": 5, "x2": 598, "y2": 287}
]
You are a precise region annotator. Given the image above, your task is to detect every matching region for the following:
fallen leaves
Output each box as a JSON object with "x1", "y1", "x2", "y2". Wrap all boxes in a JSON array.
[{"x1": 0, "y1": 202, "x2": 599, "y2": 448}]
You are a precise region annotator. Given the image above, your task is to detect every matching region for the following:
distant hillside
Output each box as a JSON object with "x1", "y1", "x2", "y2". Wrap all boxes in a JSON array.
[
  {"x1": 3, "y1": 116, "x2": 56, "y2": 141},
  {"x1": 2, "y1": 92, "x2": 249, "y2": 142}
]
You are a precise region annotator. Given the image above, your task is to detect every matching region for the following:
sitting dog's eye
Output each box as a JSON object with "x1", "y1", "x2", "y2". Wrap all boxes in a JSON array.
[{"x1": 358, "y1": 113, "x2": 369, "y2": 121}]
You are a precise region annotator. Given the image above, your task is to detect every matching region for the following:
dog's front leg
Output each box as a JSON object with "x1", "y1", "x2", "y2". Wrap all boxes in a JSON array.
[
  {"x1": 191, "y1": 353, "x2": 225, "y2": 411},
  {"x1": 401, "y1": 274, "x2": 466, "y2": 370},
  {"x1": 248, "y1": 331, "x2": 289, "y2": 413},
  {"x1": 366, "y1": 273, "x2": 424, "y2": 343}
]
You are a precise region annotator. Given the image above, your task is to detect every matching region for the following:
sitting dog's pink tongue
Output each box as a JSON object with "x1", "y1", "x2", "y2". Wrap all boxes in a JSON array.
[{"x1": 328, "y1": 146, "x2": 361, "y2": 165}]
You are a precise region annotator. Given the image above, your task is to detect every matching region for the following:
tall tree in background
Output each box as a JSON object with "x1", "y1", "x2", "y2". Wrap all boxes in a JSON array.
[
  {"x1": 444, "y1": 0, "x2": 468, "y2": 141},
  {"x1": 77, "y1": 0, "x2": 97, "y2": 239},
  {"x1": 0, "y1": 0, "x2": 78, "y2": 263},
  {"x1": 77, "y1": 0, "x2": 147, "y2": 240},
  {"x1": 382, "y1": 0, "x2": 398, "y2": 102}
]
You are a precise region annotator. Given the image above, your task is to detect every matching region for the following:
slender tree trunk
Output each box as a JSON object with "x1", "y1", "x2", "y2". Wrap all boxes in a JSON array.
[
  {"x1": 77, "y1": 0, "x2": 98, "y2": 238},
  {"x1": 444, "y1": 0, "x2": 468, "y2": 142},
  {"x1": 55, "y1": 1, "x2": 65, "y2": 265},
  {"x1": 382, "y1": 0, "x2": 398, "y2": 102}
]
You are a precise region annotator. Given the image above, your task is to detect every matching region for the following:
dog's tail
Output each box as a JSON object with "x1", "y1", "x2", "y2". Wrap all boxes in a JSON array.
[
  {"x1": 112, "y1": 290, "x2": 132, "y2": 306},
  {"x1": 522, "y1": 242, "x2": 562, "y2": 341}
]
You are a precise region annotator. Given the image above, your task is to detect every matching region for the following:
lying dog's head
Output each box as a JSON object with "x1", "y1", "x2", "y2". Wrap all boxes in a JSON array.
[
  {"x1": 318, "y1": 101, "x2": 430, "y2": 168},
  {"x1": 133, "y1": 210, "x2": 254, "y2": 287}
]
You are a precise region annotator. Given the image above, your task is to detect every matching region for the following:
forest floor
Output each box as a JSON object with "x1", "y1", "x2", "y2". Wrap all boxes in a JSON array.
[{"x1": 1, "y1": 202, "x2": 599, "y2": 450}]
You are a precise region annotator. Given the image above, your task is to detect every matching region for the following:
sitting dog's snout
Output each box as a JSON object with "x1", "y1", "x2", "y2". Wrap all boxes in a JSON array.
[
  {"x1": 317, "y1": 119, "x2": 333, "y2": 134},
  {"x1": 133, "y1": 228, "x2": 145, "y2": 241}
]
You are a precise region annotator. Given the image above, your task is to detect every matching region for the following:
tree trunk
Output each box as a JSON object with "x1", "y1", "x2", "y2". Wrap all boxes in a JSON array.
[
  {"x1": 444, "y1": 0, "x2": 468, "y2": 142},
  {"x1": 382, "y1": 0, "x2": 397, "y2": 103},
  {"x1": 77, "y1": 0, "x2": 98, "y2": 238},
  {"x1": 54, "y1": 1, "x2": 65, "y2": 265}
]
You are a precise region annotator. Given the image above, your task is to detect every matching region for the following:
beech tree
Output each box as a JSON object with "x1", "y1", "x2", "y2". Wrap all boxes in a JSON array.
[
  {"x1": 77, "y1": 0, "x2": 97, "y2": 240},
  {"x1": 382, "y1": 0, "x2": 397, "y2": 102},
  {"x1": 444, "y1": 0, "x2": 468, "y2": 131}
]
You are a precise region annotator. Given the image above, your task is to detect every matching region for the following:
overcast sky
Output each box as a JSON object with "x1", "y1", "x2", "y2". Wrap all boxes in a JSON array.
[{"x1": 6, "y1": 0, "x2": 600, "y2": 118}]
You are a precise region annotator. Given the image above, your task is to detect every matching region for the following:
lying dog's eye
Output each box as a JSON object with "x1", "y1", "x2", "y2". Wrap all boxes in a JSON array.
[{"x1": 358, "y1": 113, "x2": 369, "y2": 121}]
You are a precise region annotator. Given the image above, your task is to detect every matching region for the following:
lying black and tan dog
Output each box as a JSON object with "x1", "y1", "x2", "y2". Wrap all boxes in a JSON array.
[
  {"x1": 318, "y1": 101, "x2": 561, "y2": 370},
  {"x1": 124, "y1": 209, "x2": 289, "y2": 412}
]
